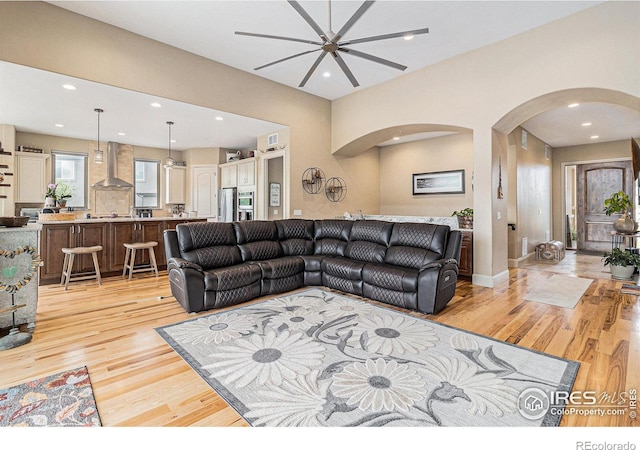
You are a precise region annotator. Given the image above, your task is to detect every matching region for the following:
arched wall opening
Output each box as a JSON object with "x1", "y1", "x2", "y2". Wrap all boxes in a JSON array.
[{"x1": 491, "y1": 88, "x2": 640, "y2": 283}]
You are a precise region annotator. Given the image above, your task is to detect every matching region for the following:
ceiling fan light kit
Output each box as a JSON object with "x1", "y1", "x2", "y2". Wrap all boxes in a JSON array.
[{"x1": 236, "y1": 0, "x2": 428, "y2": 88}]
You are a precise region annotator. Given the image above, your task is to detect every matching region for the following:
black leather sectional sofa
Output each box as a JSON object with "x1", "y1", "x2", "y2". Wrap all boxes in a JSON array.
[{"x1": 163, "y1": 219, "x2": 462, "y2": 316}]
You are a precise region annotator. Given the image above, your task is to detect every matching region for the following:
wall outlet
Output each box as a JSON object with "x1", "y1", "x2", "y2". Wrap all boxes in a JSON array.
[
  {"x1": 273, "y1": 209, "x2": 278, "y2": 215},
  {"x1": 293, "y1": 209, "x2": 302, "y2": 216},
  {"x1": 497, "y1": 211, "x2": 502, "y2": 220}
]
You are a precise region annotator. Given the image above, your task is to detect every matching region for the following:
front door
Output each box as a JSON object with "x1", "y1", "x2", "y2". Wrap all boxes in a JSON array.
[{"x1": 576, "y1": 161, "x2": 634, "y2": 252}]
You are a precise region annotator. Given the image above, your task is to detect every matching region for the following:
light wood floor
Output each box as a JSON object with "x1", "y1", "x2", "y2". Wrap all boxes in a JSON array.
[{"x1": 1, "y1": 267, "x2": 637, "y2": 427}]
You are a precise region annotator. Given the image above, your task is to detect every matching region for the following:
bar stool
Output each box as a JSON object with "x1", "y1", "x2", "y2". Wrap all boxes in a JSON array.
[
  {"x1": 122, "y1": 241, "x2": 159, "y2": 280},
  {"x1": 60, "y1": 245, "x2": 103, "y2": 290}
]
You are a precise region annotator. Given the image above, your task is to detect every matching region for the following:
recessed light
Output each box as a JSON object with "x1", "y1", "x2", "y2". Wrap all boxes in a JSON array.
[
  {"x1": 215, "y1": 116, "x2": 224, "y2": 121},
  {"x1": 151, "y1": 102, "x2": 162, "y2": 108},
  {"x1": 170, "y1": 139, "x2": 176, "y2": 144},
  {"x1": 54, "y1": 123, "x2": 64, "y2": 128},
  {"x1": 118, "y1": 132, "x2": 126, "y2": 136},
  {"x1": 568, "y1": 103, "x2": 580, "y2": 108},
  {"x1": 581, "y1": 122, "x2": 592, "y2": 127},
  {"x1": 322, "y1": 72, "x2": 331, "y2": 78},
  {"x1": 62, "y1": 84, "x2": 76, "y2": 90},
  {"x1": 590, "y1": 135, "x2": 600, "y2": 139},
  {"x1": 392, "y1": 137, "x2": 400, "y2": 141},
  {"x1": 403, "y1": 34, "x2": 414, "y2": 41}
]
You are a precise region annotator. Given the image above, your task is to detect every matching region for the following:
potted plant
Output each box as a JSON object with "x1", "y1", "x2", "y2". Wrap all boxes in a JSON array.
[
  {"x1": 604, "y1": 190, "x2": 636, "y2": 234},
  {"x1": 452, "y1": 208, "x2": 473, "y2": 229},
  {"x1": 603, "y1": 247, "x2": 640, "y2": 280},
  {"x1": 54, "y1": 182, "x2": 74, "y2": 208}
]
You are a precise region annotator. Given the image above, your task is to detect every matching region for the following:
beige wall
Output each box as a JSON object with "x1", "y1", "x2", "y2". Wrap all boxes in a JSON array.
[
  {"x1": 379, "y1": 133, "x2": 473, "y2": 217},
  {"x1": 331, "y1": 2, "x2": 640, "y2": 286},
  {"x1": 551, "y1": 139, "x2": 634, "y2": 243}
]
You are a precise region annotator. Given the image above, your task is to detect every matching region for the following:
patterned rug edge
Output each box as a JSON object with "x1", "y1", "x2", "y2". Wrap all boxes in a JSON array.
[
  {"x1": 156, "y1": 288, "x2": 580, "y2": 427},
  {"x1": 0, "y1": 365, "x2": 102, "y2": 427}
]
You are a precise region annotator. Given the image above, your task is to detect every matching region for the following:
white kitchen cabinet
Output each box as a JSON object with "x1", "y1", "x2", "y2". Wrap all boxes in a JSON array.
[
  {"x1": 237, "y1": 159, "x2": 256, "y2": 187},
  {"x1": 165, "y1": 166, "x2": 186, "y2": 204},
  {"x1": 220, "y1": 164, "x2": 237, "y2": 188},
  {"x1": 16, "y1": 151, "x2": 50, "y2": 203}
]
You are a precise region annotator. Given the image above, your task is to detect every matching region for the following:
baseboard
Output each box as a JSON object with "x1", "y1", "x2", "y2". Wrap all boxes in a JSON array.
[
  {"x1": 472, "y1": 269, "x2": 509, "y2": 288},
  {"x1": 508, "y1": 252, "x2": 535, "y2": 268}
]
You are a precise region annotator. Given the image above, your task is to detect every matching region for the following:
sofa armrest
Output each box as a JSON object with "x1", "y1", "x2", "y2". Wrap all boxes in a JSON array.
[
  {"x1": 166, "y1": 257, "x2": 206, "y2": 313},
  {"x1": 168, "y1": 256, "x2": 203, "y2": 273},
  {"x1": 420, "y1": 258, "x2": 459, "y2": 272}
]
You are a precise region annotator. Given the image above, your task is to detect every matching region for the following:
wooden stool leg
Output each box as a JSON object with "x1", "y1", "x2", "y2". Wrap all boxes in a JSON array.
[
  {"x1": 92, "y1": 251, "x2": 102, "y2": 286},
  {"x1": 122, "y1": 247, "x2": 131, "y2": 277},
  {"x1": 128, "y1": 248, "x2": 136, "y2": 281},
  {"x1": 148, "y1": 247, "x2": 158, "y2": 277},
  {"x1": 61, "y1": 253, "x2": 70, "y2": 285},
  {"x1": 64, "y1": 254, "x2": 75, "y2": 291}
]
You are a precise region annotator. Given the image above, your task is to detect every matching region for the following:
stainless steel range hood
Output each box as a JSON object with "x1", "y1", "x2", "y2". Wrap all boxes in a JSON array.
[{"x1": 92, "y1": 142, "x2": 133, "y2": 190}]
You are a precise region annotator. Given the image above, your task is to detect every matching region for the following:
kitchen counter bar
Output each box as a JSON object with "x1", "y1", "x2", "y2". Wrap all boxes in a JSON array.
[{"x1": 37, "y1": 216, "x2": 209, "y2": 224}]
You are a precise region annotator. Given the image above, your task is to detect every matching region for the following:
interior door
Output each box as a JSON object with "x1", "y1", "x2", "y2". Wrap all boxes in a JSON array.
[
  {"x1": 576, "y1": 161, "x2": 633, "y2": 252},
  {"x1": 191, "y1": 165, "x2": 218, "y2": 218}
]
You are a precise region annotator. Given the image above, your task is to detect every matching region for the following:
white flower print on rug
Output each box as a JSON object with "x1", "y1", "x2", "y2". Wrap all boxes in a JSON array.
[{"x1": 156, "y1": 288, "x2": 579, "y2": 427}]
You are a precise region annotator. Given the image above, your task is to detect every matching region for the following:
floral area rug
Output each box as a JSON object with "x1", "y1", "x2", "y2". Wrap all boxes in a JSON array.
[
  {"x1": 156, "y1": 288, "x2": 579, "y2": 427},
  {"x1": 0, "y1": 366, "x2": 101, "y2": 427}
]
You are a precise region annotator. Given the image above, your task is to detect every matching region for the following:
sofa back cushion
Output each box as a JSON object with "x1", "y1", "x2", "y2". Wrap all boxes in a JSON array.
[
  {"x1": 176, "y1": 222, "x2": 242, "y2": 270},
  {"x1": 385, "y1": 222, "x2": 450, "y2": 269},
  {"x1": 344, "y1": 220, "x2": 393, "y2": 263},
  {"x1": 234, "y1": 220, "x2": 284, "y2": 261},
  {"x1": 313, "y1": 220, "x2": 353, "y2": 256},
  {"x1": 276, "y1": 219, "x2": 315, "y2": 256}
]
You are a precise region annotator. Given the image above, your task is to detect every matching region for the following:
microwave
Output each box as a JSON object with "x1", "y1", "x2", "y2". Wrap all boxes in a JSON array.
[{"x1": 237, "y1": 191, "x2": 254, "y2": 210}]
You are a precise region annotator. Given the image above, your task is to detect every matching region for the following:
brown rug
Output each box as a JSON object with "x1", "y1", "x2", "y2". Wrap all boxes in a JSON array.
[{"x1": 0, "y1": 366, "x2": 101, "y2": 427}]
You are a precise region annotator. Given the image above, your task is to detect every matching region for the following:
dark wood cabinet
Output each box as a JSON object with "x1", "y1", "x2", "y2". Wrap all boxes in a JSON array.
[
  {"x1": 40, "y1": 222, "x2": 108, "y2": 285},
  {"x1": 39, "y1": 218, "x2": 208, "y2": 285},
  {"x1": 458, "y1": 231, "x2": 473, "y2": 277},
  {"x1": 109, "y1": 220, "x2": 164, "y2": 272}
]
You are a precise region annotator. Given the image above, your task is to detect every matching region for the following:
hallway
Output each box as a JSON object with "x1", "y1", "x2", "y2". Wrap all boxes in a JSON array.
[{"x1": 517, "y1": 250, "x2": 626, "y2": 281}]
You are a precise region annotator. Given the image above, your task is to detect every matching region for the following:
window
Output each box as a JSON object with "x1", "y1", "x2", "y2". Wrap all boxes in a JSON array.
[
  {"x1": 134, "y1": 159, "x2": 160, "y2": 208},
  {"x1": 51, "y1": 151, "x2": 87, "y2": 209}
]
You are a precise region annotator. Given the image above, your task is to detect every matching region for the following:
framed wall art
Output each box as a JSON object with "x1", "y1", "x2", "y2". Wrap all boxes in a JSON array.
[{"x1": 412, "y1": 170, "x2": 465, "y2": 195}]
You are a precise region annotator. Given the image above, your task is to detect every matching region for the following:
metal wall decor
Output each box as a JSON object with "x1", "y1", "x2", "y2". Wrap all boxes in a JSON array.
[
  {"x1": 325, "y1": 177, "x2": 347, "y2": 202},
  {"x1": 302, "y1": 167, "x2": 326, "y2": 194}
]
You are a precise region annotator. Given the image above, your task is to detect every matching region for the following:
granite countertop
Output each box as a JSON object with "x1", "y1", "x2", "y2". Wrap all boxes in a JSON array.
[
  {"x1": 36, "y1": 216, "x2": 209, "y2": 225},
  {"x1": 0, "y1": 223, "x2": 42, "y2": 232}
]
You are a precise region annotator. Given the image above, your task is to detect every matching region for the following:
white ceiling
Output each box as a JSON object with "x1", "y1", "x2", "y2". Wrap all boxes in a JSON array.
[{"x1": 1, "y1": 1, "x2": 638, "y2": 151}]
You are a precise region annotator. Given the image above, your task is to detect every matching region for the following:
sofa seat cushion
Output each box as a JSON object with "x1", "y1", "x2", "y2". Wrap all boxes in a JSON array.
[
  {"x1": 204, "y1": 263, "x2": 262, "y2": 291},
  {"x1": 362, "y1": 263, "x2": 419, "y2": 292},
  {"x1": 253, "y1": 256, "x2": 305, "y2": 279},
  {"x1": 321, "y1": 256, "x2": 365, "y2": 280}
]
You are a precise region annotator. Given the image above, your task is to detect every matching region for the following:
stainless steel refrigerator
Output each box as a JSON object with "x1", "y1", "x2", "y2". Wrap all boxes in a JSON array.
[{"x1": 218, "y1": 187, "x2": 237, "y2": 222}]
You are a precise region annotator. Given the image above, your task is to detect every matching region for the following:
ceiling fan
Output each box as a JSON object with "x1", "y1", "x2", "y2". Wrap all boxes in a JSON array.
[{"x1": 235, "y1": 0, "x2": 429, "y2": 88}]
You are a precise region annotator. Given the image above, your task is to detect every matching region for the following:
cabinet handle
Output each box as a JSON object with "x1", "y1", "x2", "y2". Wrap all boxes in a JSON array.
[
  {"x1": 70, "y1": 225, "x2": 75, "y2": 234},
  {"x1": 77, "y1": 224, "x2": 81, "y2": 233}
]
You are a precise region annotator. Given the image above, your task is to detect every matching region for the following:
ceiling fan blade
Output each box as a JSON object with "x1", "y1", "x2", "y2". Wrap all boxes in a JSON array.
[
  {"x1": 288, "y1": 1, "x2": 328, "y2": 41},
  {"x1": 332, "y1": 1, "x2": 375, "y2": 43},
  {"x1": 255, "y1": 48, "x2": 322, "y2": 71},
  {"x1": 331, "y1": 52, "x2": 359, "y2": 87},
  {"x1": 337, "y1": 48, "x2": 407, "y2": 71},
  {"x1": 340, "y1": 27, "x2": 430, "y2": 46},
  {"x1": 299, "y1": 51, "x2": 327, "y2": 87},
  {"x1": 235, "y1": 31, "x2": 322, "y2": 46}
]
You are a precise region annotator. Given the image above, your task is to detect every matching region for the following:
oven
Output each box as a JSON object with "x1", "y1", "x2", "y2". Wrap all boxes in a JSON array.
[
  {"x1": 237, "y1": 190, "x2": 254, "y2": 221},
  {"x1": 20, "y1": 208, "x2": 41, "y2": 223}
]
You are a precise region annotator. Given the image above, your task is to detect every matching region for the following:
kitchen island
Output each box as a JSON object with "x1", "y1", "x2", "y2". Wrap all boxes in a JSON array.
[{"x1": 37, "y1": 216, "x2": 207, "y2": 285}]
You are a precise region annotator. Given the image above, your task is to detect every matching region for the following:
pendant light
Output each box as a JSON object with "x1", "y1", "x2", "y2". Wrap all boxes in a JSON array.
[
  {"x1": 94, "y1": 108, "x2": 104, "y2": 164},
  {"x1": 163, "y1": 121, "x2": 175, "y2": 169}
]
